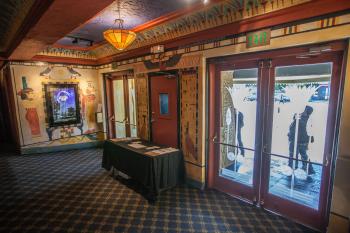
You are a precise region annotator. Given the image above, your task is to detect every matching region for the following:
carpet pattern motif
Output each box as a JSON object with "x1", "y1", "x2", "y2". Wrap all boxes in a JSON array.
[{"x1": 0, "y1": 148, "x2": 316, "y2": 233}]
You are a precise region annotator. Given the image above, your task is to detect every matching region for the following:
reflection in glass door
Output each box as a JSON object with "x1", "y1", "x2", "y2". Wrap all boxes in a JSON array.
[
  {"x1": 113, "y1": 79, "x2": 126, "y2": 138},
  {"x1": 128, "y1": 79, "x2": 137, "y2": 137},
  {"x1": 268, "y1": 63, "x2": 332, "y2": 210},
  {"x1": 111, "y1": 76, "x2": 137, "y2": 138},
  {"x1": 219, "y1": 68, "x2": 258, "y2": 186},
  {"x1": 209, "y1": 44, "x2": 344, "y2": 231},
  {"x1": 261, "y1": 52, "x2": 343, "y2": 230},
  {"x1": 212, "y1": 65, "x2": 260, "y2": 202}
]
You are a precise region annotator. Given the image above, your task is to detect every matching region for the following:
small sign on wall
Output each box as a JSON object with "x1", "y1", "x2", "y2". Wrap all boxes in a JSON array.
[{"x1": 246, "y1": 29, "x2": 271, "y2": 48}]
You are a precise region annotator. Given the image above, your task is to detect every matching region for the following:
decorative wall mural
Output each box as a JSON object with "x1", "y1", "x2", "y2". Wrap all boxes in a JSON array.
[
  {"x1": 143, "y1": 54, "x2": 182, "y2": 71},
  {"x1": 135, "y1": 74, "x2": 149, "y2": 140},
  {"x1": 82, "y1": 81, "x2": 97, "y2": 134},
  {"x1": 39, "y1": 66, "x2": 53, "y2": 79},
  {"x1": 180, "y1": 70, "x2": 199, "y2": 164},
  {"x1": 67, "y1": 66, "x2": 82, "y2": 79},
  {"x1": 17, "y1": 76, "x2": 41, "y2": 137},
  {"x1": 44, "y1": 83, "x2": 81, "y2": 127}
]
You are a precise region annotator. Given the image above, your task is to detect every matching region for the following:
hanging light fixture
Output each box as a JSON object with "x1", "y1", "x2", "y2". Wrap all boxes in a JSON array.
[{"x1": 103, "y1": 0, "x2": 136, "y2": 51}]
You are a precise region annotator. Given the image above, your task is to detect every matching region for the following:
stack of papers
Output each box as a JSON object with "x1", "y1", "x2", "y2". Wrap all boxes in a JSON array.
[
  {"x1": 144, "y1": 147, "x2": 178, "y2": 156},
  {"x1": 111, "y1": 137, "x2": 139, "y2": 142},
  {"x1": 128, "y1": 143, "x2": 146, "y2": 149},
  {"x1": 145, "y1": 146, "x2": 160, "y2": 150}
]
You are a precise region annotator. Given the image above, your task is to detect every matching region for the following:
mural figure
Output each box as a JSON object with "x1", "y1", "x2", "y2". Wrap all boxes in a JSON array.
[
  {"x1": 185, "y1": 121, "x2": 197, "y2": 161},
  {"x1": 82, "y1": 82, "x2": 96, "y2": 134},
  {"x1": 17, "y1": 77, "x2": 41, "y2": 137},
  {"x1": 67, "y1": 66, "x2": 81, "y2": 79},
  {"x1": 39, "y1": 66, "x2": 53, "y2": 79}
]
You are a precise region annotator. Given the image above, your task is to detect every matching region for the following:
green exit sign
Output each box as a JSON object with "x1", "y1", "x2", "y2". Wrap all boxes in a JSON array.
[{"x1": 246, "y1": 29, "x2": 271, "y2": 48}]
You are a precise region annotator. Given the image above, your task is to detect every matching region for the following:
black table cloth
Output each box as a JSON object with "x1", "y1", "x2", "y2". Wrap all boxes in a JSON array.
[{"x1": 102, "y1": 139, "x2": 185, "y2": 198}]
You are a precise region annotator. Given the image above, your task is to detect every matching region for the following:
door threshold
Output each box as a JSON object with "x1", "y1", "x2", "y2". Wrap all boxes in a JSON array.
[
  {"x1": 262, "y1": 206, "x2": 322, "y2": 232},
  {"x1": 213, "y1": 187, "x2": 255, "y2": 206}
]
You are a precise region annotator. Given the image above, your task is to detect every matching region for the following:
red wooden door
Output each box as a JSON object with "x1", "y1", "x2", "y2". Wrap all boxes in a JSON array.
[{"x1": 150, "y1": 75, "x2": 178, "y2": 148}]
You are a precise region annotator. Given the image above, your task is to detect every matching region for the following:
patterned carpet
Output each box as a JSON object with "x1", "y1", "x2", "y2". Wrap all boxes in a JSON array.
[{"x1": 0, "y1": 148, "x2": 317, "y2": 233}]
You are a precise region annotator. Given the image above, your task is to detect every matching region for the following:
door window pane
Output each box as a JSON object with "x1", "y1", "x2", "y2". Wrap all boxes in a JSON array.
[
  {"x1": 219, "y1": 68, "x2": 258, "y2": 186},
  {"x1": 269, "y1": 62, "x2": 332, "y2": 210},
  {"x1": 128, "y1": 79, "x2": 137, "y2": 137},
  {"x1": 159, "y1": 93, "x2": 169, "y2": 115},
  {"x1": 113, "y1": 80, "x2": 126, "y2": 138}
]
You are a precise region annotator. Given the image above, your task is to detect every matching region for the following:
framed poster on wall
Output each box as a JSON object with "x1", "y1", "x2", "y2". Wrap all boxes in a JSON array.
[{"x1": 44, "y1": 83, "x2": 81, "y2": 127}]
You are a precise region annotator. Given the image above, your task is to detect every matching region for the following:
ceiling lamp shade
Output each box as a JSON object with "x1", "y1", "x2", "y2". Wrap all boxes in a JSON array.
[
  {"x1": 103, "y1": 0, "x2": 136, "y2": 51},
  {"x1": 103, "y1": 28, "x2": 136, "y2": 51}
]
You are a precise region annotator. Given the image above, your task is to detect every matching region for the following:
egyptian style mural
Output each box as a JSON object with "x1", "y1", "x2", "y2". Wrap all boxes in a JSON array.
[
  {"x1": 11, "y1": 63, "x2": 102, "y2": 148},
  {"x1": 82, "y1": 81, "x2": 98, "y2": 134},
  {"x1": 180, "y1": 70, "x2": 200, "y2": 165},
  {"x1": 17, "y1": 77, "x2": 41, "y2": 138},
  {"x1": 38, "y1": 47, "x2": 96, "y2": 60},
  {"x1": 135, "y1": 73, "x2": 149, "y2": 140}
]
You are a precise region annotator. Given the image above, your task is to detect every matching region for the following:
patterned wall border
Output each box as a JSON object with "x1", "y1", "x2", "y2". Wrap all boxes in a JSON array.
[
  {"x1": 97, "y1": 12, "x2": 350, "y2": 70},
  {"x1": 92, "y1": 0, "x2": 311, "y2": 59},
  {"x1": 38, "y1": 0, "x2": 311, "y2": 60},
  {"x1": 37, "y1": 47, "x2": 96, "y2": 60},
  {"x1": 10, "y1": 61, "x2": 98, "y2": 70}
]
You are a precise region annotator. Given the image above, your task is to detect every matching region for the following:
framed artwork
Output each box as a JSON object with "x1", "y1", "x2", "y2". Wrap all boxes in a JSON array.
[{"x1": 44, "y1": 83, "x2": 81, "y2": 127}]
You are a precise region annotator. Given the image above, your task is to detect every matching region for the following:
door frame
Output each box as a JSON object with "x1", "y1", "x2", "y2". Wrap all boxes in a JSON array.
[
  {"x1": 207, "y1": 40, "x2": 347, "y2": 231},
  {"x1": 148, "y1": 70, "x2": 180, "y2": 147},
  {"x1": 209, "y1": 60, "x2": 264, "y2": 204}
]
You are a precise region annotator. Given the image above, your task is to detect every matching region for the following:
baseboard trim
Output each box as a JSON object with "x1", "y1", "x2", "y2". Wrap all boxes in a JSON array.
[
  {"x1": 186, "y1": 177, "x2": 205, "y2": 190},
  {"x1": 20, "y1": 141, "x2": 104, "y2": 155}
]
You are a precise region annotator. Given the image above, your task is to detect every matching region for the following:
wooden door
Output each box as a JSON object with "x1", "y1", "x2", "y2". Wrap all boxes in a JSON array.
[{"x1": 150, "y1": 75, "x2": 178, "y2": 148}]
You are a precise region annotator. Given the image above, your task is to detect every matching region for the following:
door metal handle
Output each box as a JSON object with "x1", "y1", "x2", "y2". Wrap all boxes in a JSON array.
[{"x1": 212, "y1": 134, "x2": 217, "y2": 142}]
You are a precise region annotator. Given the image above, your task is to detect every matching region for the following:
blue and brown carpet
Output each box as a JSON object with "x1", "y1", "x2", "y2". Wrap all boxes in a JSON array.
[{"x1": 0, "y1": 148, "x2": 316, "y2": 233}]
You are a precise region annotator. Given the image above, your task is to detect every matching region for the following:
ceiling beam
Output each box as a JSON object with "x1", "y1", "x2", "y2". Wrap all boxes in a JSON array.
[{"x1": 9, "y1": 0, "x2": 114, "y2": 61}]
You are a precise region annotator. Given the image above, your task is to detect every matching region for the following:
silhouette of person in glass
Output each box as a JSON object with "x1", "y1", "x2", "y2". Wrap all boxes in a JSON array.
[
  {"x1": 287, "y1": 105, "x2": 315, "y2": 175},
  {"x1": 234, "y1": 108, "x2": 245, "y2": 156}
]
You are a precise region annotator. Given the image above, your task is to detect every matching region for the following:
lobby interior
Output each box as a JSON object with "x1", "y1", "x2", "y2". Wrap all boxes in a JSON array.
[{"x1": 0, "y1": 0, "x2": 350, "y2": 232}]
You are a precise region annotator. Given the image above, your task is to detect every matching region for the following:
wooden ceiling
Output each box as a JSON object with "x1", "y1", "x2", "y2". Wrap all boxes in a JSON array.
[
  {"x1": 1, "y1": 0, "x2": 350, "y2": 66},
  {"x1": 0, "y1": 0, "x2": 36, "y2": 56},
  {"x1": 0, "y1": 0, "x2": 116, "y2": 61}
]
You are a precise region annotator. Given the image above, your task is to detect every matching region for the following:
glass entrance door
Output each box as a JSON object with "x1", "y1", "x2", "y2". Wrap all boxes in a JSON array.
[
  {"x1": 209, "y1": 43, "x2": 345, "y2": 231},
  {"x1": 111, "y1": 76, "x2": 137, "y2": 138},
  {"x1": 212, "y1": 62, "x2": 261, "y2": 202},
  {"x1": 261, "y1": 54, "x2": 343, "y2": 230}
]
